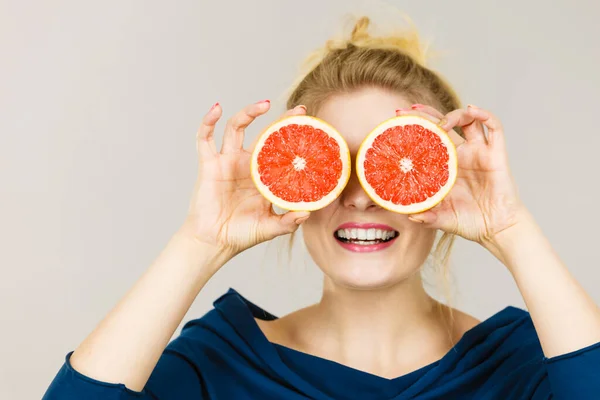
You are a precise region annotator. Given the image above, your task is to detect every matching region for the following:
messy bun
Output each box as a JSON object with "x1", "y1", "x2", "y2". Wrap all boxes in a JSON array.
[
  {"x1": 287, "y1": 15, "x2": 461, "y2": 116},
  {"x1": 348, "y1": 16, "x2": 428, "y2": 66}
]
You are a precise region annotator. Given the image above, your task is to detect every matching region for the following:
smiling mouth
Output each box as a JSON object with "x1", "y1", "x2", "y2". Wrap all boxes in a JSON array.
[{"x1": 333, "y1": 228, "x2": 399, "y2": 245}]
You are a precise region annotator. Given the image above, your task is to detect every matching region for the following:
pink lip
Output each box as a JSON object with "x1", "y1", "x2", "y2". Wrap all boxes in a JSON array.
[
  {"x1": 336, "y1": 222, "x2": 396, "y2": 231},
  {"x1": 334, "y1": 222, "x2": 399, "y2": 253}
]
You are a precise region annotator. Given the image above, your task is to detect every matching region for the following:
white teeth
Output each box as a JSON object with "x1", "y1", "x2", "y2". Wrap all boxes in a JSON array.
[{"x1": 336, "y1": 227, "x2": 397, "y2": 242}]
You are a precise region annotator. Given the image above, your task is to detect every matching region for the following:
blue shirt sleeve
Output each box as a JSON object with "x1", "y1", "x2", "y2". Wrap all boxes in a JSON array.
[
  {"x1": 43, "y1": 350, "x2": 204, "y2": 400},
  {"x1": 145, "y1": 350, "x2": 205, "y2": 399},
  {"x1": 543, "y1": 341, "x2": 600, "y2": 399}
]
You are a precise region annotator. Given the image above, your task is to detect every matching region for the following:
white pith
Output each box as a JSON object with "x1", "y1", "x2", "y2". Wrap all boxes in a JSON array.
[
  {"x1": 292, "y1": 156, "x2": 306, "y2": 171},
  {"x1": 399, "y1": 157, "x2": 413, "y2": 173}
]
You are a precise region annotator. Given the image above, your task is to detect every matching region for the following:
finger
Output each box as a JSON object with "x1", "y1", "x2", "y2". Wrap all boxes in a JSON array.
[
  {"x1": 283, "y1": 104, "x2": 307, "y2": 118},
  {"x1": 410, "y1": 103, "x2": 445, "y2": 119},
  {"x1": 221, "y1": 100, "x2": 271, "y2": 154},
  {"x1": 196, "y1": 102, "x2": 222, "y2": 158},
  {"x1": 439, "y1": 107, "x2": 486, "y2": 144},
  {"x1": 396, "y1": 107, "x2": 440, "y2": 124},
  {"x1": 396, "y1": 107, "x2": 465, "y2": 146},
  {"x1": 465, "y1": 105, "x2": 506, "y2": 151},
  {"x1": 262, "y1": 210, "x2": 311, "y2": 239},
  {"x1": 247, "y1": 104, "x2": 307, "y2": 153},
  {"x1": 408, "y1": 200, "x2": 457, "y2": 233}
]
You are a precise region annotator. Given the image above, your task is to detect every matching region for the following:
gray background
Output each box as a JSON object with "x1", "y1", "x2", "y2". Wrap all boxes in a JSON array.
[{"x1": 2, "y1": 1, "x2": 599, "y2": 398}]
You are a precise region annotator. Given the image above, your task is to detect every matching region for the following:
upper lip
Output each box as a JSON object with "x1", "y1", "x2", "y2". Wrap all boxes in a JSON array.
[{"x1": 335, "y1": 222, "x2": 397, "y2": 231}]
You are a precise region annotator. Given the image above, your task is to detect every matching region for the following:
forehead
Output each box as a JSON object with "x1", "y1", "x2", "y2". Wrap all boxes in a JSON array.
[{"x1": 315, "y1": 87, "x2": 412, "y2": 153}]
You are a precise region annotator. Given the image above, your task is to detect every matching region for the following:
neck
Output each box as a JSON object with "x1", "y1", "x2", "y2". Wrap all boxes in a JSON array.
[
  {"x1": 319, "y1": 273, "x2": 437, "y2": 333},
  {"x1": 294, "y1": 273, "x2": 455, "y2": 378}
]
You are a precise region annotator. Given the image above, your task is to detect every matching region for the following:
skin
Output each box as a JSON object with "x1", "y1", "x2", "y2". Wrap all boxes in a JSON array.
[{"x1": 69, "y1": 87, "x2": 600, "y2": 391}]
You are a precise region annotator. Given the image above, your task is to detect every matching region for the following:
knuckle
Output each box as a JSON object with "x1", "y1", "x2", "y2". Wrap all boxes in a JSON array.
[{"x1": 225, "y1": 114, "x2": 240, "y2": 130}]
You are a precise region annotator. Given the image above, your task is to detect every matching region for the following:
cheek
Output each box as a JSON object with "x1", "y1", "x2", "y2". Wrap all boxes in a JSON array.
[
  {"x1": 300, "y1": 207, "x2": 332, "y2": 237},
  {"x1": 402, "y1": 229, "x2": 438, "y2": 266},
  {"x1": 300, "y1": 217, "x2": 328, "y2": 249},
  {"x1": 299, "y1": 209, "x2": 336, "y2": 264}
]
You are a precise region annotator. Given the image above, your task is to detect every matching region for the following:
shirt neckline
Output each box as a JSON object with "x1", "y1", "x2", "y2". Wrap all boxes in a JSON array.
[{"x1": 213, "y1": 288, "x2": 527, "y2": 399}]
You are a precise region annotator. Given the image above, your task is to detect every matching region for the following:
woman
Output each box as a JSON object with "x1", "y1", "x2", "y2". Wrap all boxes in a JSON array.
[{"x1": 44, "y1": 17, "x2": 600, "y2": 399}]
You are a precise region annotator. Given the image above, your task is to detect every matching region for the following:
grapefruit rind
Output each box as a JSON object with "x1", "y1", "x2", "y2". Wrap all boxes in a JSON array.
[
  {"x1": 356, "y1": 115, "x2": 458, "y2": 214},
  {"x1": 250, "y1": 115, "x2": 351, "y2": 211}
]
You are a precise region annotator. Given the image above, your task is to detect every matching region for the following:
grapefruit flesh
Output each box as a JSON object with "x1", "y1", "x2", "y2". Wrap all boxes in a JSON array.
[
  {"x1": 251, "y1": 115, "x2": 351, "y2": 211},
  {"x1": 356, "y1": 115, "x2": 457, "y2": 214}
]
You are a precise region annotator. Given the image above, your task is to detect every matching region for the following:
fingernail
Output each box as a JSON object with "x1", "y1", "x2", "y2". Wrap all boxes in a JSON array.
[
  {"x1": 209, "y1": 102, "x2": 219, "y2": 111},
  {"x1": 467, "y1": 104, "x2": 477, "y2": 109},
  {"x1": 411, "y1": 104, "x2": 425, "y2": 109},
  {"x1": 296, "y1": 105, "x2": 307, "y2": 112},
  {"x1": 408, "y1": 216, "x2": 425, "y2": 224},
  {"x1": 396, "y1": 108, "x2": 410, "y2": 113},
  {"x1": 257, "y1": 99, "x2": 270, "y2": 104},
  {"x1": 295, "y1": 215, "x2": 310, "y2": 225}
]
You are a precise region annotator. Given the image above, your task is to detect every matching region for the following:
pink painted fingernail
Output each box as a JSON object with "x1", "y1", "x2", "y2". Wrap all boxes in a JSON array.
[
  {"x1": 411, "y1": 104, "x2": 425, "y2": 109},
  {"x1": 209, "y1": 102, "x2": 219, "y2": 111},
  {"x1": 257, "y1": 99, "x2": 270, "y2": 104},
  {"x1": 396, "y1": 108, "x2": 410, "y2": 112}
]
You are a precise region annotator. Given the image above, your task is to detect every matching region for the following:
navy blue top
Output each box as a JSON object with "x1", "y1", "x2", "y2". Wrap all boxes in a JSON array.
[{"x1": 44, "y1": 288, "x2": 600, "y2": 399}]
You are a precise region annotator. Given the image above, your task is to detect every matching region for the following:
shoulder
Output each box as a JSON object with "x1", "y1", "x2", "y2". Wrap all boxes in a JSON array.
[
  {"x1": 452, "y1": 306, "x2": 547, "y2": 376},
  {"x1": 456, "y1": 305, "x2": 541, "y2": 354},
  {"x1": 442, "y1": 306, "x2": 554, "y2": 397},
  {"x1": 447, "y1": 306, "x2": 481, "y2": 344},
  {"x1": 165, "y1": 289, "x2": 255, "y2": 355}
]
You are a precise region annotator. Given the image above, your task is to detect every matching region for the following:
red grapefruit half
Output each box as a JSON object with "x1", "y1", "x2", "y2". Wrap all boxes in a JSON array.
[
  {"x1": 251, "y1": 115, "x2": 351, "y2": 211},
  {"x1": 356, "y1": 115, "x2": 457, "y2": 214}
]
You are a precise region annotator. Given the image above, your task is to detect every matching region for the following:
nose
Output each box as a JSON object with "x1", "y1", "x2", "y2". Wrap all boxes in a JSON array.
[{"x1": 339, "y1": 171, "x2": 380, "y2": 211}]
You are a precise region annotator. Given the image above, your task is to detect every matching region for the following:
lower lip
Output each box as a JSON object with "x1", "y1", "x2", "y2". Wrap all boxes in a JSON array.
[{"x1": 335, "y1": 235, "x2": 398, "y2": 253}]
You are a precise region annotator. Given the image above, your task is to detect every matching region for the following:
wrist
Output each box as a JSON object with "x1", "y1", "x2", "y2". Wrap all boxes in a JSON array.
[
  {"x1": 171, "y1": 228, "x2": 234, "y2": 274},
  {"x1": 481, "y1": 208, "x2": 539, "y2": 266}
]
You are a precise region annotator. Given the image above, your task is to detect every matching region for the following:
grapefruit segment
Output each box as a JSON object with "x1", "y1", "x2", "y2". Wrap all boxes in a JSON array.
[
  {"x1": 356, "y1": 115, "x2": 457, "y2": 214},
  {"x1": 251, "y1": 115, "x2": 351, "y2": 211}
]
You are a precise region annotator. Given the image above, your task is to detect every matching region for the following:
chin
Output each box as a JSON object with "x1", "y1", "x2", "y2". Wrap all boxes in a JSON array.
[{"x1": 323, "y1": 260, "x2": 418, "y2": 290}]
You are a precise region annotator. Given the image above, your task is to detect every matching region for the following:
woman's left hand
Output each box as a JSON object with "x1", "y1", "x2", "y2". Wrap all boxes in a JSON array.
[{"x1": 396, "y1": 104, "x2": 527, "y2": 245}]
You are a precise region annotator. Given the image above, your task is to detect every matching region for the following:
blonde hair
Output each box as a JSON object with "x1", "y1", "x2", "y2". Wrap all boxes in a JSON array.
[{"x1": 285, "y1": 16, "x2": 461, "y2": 304}]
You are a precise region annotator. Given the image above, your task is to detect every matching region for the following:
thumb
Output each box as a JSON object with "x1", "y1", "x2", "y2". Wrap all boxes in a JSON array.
[
  {"x1": 408, "y1": 210, "x2": 438, "y2": 225},
  {"x1": 262, "y1": 211, "x2": 311, "y2": 239},
  {"x1": 408, "y1": 207, "x2": 457, "y2": 233}
]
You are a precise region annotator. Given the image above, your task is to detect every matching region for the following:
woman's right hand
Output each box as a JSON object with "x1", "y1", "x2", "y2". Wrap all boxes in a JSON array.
[{"x1": 179, "y1": 100, "x2": 311, "y2": 258}]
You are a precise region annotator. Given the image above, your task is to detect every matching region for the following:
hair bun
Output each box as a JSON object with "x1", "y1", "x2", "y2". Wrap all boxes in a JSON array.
[
  {"x1": 346, "y1": 15, "x2": 429, "y2": 67},
  {"x1": 351, "y1": 16, "x2": 371, "y2": 42}
]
